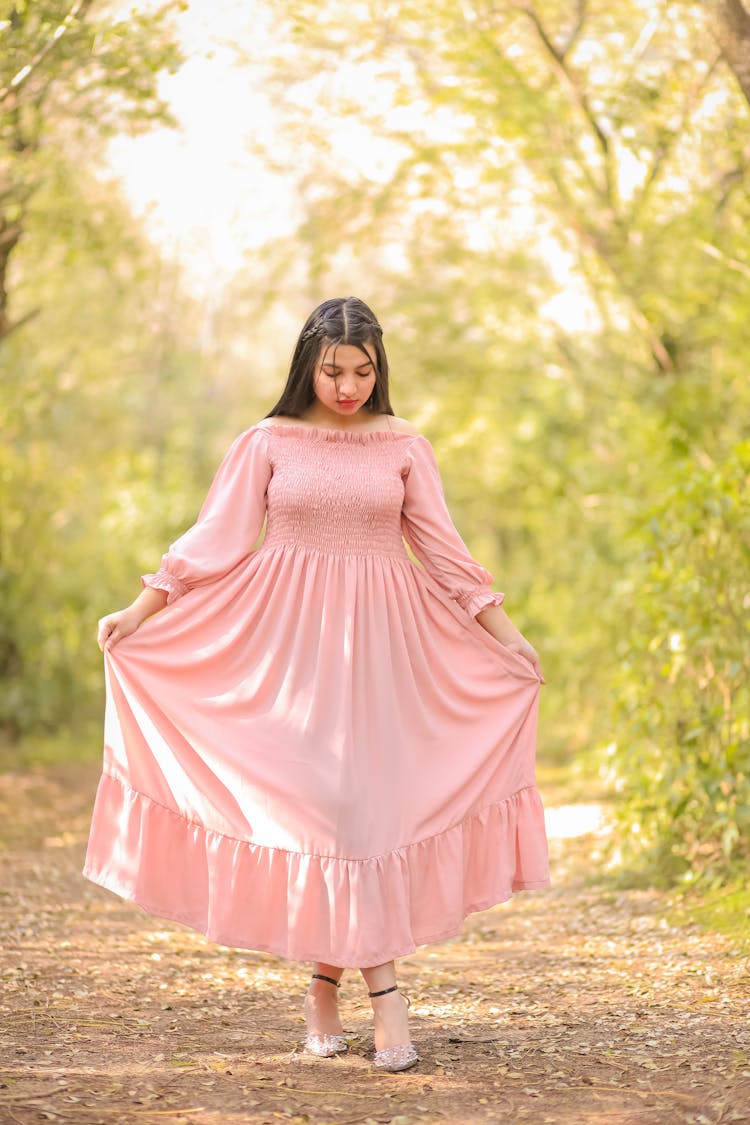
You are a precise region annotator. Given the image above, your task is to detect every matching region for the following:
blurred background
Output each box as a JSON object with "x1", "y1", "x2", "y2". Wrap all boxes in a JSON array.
[{"x1": 1, "y1": 0, "x2": 748, "y2": 893}]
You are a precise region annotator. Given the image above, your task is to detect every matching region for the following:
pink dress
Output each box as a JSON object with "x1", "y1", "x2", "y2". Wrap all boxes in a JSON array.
[{"x1": 83, "y1": 421, "x2": 549, "y2": 967}]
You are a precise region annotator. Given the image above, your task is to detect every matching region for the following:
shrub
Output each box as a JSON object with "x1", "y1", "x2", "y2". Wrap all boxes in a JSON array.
[{"x1": 604, "y1": 441, "x2": 750, "y2": 881}]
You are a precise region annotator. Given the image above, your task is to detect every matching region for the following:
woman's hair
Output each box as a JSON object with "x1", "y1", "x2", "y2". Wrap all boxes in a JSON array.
[{"x1": 266, "y1": 296, "x2": 394, "y2": 417}]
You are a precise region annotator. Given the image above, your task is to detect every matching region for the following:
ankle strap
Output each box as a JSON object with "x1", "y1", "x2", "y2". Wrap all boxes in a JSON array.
[
  {"x1": 368, "y1": 985, "x2": 398, "y2": 998},
  {"x1": 311, "y1": 973, "x2": 341, "y2": 988}
]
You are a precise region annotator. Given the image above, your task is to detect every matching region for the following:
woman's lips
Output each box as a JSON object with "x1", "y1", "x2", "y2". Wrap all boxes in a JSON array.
[{"x1": 337, "y1": 400, "x2": 358, "y2": 407}]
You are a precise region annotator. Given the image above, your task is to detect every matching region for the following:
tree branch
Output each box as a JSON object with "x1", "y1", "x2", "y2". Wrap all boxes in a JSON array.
[
  {"x1": 626, "y1": 54, "x2": 721, "y2": 227},
  {"x1": 695, "y1": 238, "x2": 750, "y2": 279},
  {"x1": 703, "y1": 0, "x2": 750, "y2": 108},
  {"x1": 546, "y1": 161, "x2": 674, "y2": 372},
  {"x1": 0, "y1": 0, "x2": 95, "y2": 108},
  {"x1": 514, "y1": 2, "x2": 615, "y2": 207},
  {"x1": 0, "y1": 305, "x2": 41, "y2": 343},
  {"x1": 559, "y1": 0, "x2": 586, "y2": 60}
]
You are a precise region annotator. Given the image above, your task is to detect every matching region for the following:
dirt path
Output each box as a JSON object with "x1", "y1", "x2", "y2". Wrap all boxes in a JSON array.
[{"x1": 1, "y1": 764, "x2": 748, "y2": 1125}]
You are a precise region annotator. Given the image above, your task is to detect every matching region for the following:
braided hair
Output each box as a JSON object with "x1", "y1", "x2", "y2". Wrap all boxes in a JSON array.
[{"x1": 266, "y1": 297, "x2": 394, "y2": 418}]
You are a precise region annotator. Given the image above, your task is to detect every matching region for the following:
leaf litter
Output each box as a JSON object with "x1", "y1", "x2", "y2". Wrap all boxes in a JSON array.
[{"x1": 1, "y1": 765, "x2": 749, "y2": 1124}]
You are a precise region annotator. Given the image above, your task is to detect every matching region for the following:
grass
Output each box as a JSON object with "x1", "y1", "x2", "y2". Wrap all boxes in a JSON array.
[
  {"x1": 0, "y1": 717, "x2": 103, "y2": 772},
  {"x1": 665, "y1": 880, "x2": 750, "y2": 956}
]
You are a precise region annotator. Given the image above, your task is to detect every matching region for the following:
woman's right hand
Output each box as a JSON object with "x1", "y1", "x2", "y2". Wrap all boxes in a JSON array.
[{"x1": 97, "y1": 607, "x2": 142, "y2": 652}]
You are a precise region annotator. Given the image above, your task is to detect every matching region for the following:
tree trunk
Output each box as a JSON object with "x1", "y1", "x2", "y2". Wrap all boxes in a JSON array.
[
  {"x1": 704, "y1": 0, "x2": 750, "y2": 107},
  {"x1": 0, "y1": 218, "x2": 23, "y2": 341}
]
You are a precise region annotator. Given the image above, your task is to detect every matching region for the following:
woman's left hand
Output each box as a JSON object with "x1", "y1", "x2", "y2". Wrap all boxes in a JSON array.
[
  {"x1": 504, "y1": 639, "x2": 545, "y2": 683},
  {"x1": 474, "y1": 605, "x2": 545, "y2": 683}
]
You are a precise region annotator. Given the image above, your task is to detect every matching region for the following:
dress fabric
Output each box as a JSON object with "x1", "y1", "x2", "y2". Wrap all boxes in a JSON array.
[{"x1": 83, "y1": 421, "x2": 549, "y2": 967}]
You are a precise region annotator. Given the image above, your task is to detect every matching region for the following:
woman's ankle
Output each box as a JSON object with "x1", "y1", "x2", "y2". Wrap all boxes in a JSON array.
[
  {"x1": 370, "y1": 989, "x2": 411, "y2": 1049},
  {"x1": 308, "y1": 975, "x2": 341, "y2": 1000},
  {"x1": 304, "y1": 990, "x2": 344, "y2": 1035},
  {"x1": 360, "y1": 959, "x2": 397, "y2": 998},
  {"x1": 311, "y1": 966, "x2": 343, "y2": 988}
]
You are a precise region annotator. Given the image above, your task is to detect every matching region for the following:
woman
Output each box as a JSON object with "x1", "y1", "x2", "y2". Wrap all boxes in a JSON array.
[{"x1": 87, "y1": 296, "x2": 549, "y2": 1073}]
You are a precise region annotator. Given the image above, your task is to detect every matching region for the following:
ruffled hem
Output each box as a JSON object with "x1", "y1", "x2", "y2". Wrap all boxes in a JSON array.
[
  {"x1": 83, "y1": 772, "x2": 550, "y2": 967},
  {"x1": 140, "y1": 569, "x2": 189, "y2": 605},
  {"x1": 455, "y1": 587, "x2": 505, "y2": 618}
]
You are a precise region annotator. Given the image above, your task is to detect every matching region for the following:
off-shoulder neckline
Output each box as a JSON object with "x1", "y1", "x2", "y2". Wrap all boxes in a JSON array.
[{"x1": 257, "y1": 420, "x2": 422, "y2": 443}]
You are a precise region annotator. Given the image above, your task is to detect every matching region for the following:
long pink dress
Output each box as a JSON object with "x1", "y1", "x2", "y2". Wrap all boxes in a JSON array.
[{"x1": 83, "y1": 421, "x2": 549, "y2": 967}]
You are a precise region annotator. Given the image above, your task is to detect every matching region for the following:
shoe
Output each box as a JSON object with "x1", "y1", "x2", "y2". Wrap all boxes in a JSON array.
[
  {"x1": 304, "y1": 973, "x2": 348, "y2": 1058},
  {"x1": 369, "y1": 985, "x2": 419, "y2": 1072},
  {"x1": 304, "y1": 1032, "x2": 348, "y2": 1058}
]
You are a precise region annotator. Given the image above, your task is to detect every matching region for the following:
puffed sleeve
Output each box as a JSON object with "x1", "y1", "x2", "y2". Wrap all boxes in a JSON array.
[
  {"x1": 140, "y1": 425, "x2": 272, "y2": 605},
  {"x1": 401, "y1": 435, "x2": 505, "y2": 618}
]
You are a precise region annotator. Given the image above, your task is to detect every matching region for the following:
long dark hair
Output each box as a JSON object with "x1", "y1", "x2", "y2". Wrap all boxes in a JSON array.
[{"x1": 266, "y1": 297, "x2": 394, "y2": 418}]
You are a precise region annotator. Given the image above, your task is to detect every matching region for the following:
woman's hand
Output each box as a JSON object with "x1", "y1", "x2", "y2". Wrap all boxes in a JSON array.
[
  {"x1": 475, "y1": 604, "x2": 545, "y2": 683},
  {"x1": 97, "y1": 607, "x2": 142, "y2": 652},
  {"x1": 503, "y1": 638, "x2": 545, "y2": 683},
  {"x1": 97, "y1": 587, "x2": 169, "y2": 651}
]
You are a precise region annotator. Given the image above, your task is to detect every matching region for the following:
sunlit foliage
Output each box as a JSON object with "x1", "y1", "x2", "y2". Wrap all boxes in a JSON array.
[
  {"x1": 249, "y1": 0, "x2": 750, "y2": 879},
  {"x1": 2, "y1": 0, "x2": 748, "y2": 883}
]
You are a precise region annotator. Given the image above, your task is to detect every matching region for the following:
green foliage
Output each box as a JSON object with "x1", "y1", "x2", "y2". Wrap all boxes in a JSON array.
[
  {"x1": 0, "y1": 0, "x2": 184, "y2": 336},
  {"x1": 2, "y1": 0, "x2": 750, "y2": 893},
  {"x1": 604, "y1": 443, "x2": 750, "y2": 880},
  {"x1": 0, "y1": 139, "x2": 280, "y2": 740},
  {"x1": 253, "y1": 0, "x2": 750, "y2": 880},
  {"x1": 667, "y1": 880, "x2": 750, "y2": 955},
  {"x1": 0, "y1": 1, "x2": 198, "y2": 738},
  {"x1": 0, "y1": 174, "x2": 195, "y2": 736}
]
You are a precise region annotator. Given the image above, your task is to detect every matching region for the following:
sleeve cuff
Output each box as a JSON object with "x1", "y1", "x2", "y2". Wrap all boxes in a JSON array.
[
  {"x1": 454, "y1": 587, "x2": 505, "y2": 618},
  {"x1": 140, "y1": 569, "x2": 189, "y2": 606}
]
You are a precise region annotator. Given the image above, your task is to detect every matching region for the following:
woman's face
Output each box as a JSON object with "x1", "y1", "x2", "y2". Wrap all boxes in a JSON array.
[{"x1": 311, "y1": 342, "x2": 378, "y2": 418}]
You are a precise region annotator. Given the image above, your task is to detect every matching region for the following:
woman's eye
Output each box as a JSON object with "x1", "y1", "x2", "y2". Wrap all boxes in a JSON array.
[{"x1": 322, "y1": 369, "x2": 373, "y2": 377}]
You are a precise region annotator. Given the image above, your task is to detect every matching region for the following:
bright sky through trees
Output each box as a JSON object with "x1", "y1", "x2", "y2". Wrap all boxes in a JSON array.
[
  {"x1": 106, "y1": 1, "x2": 297, "y2": 293},
  {"x1": 105, "y1": 0, "x2": 598, "y2": 328}
]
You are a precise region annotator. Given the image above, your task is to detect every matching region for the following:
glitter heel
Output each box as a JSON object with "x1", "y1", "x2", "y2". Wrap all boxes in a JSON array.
[
  {"x1": 369, "y1": 985, "x2": 419, "y2": 1073},
  {"x1": 304, "y1": 973, "x2": 348, "y2": 1058}
]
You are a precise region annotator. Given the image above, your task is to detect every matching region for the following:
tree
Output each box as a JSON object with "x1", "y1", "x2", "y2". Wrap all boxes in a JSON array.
[
  {"x1": 0, "y1": 0, "x2": 184, "y2": 340},
  {"x1": 0, "y1": 2, "x2": 191, "y2": 737},
  {"x1": 246, "y1": 0, "x2": 750, "y2": 878},
  {"x1": 264, "y1": 1, "x2": 749, "y2": 378}
]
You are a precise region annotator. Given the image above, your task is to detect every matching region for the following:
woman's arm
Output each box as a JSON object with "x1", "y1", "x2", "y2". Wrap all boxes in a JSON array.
[
  {"x1": 140, "y1": 425, "x2": 271, "y2": 604},
  {"x1": 129, "y1": 585, "x2": 169, "y2": 624},
  {"x1": 98, "y1": 425, "x2": 272, "y2": 652},
  {"x1": 401, "y1": 435, "x2": 544, "y2": 682}
]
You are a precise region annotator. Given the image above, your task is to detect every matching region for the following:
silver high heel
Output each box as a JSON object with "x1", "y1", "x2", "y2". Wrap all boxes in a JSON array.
[
  {"x1": 369, "y1": 985, "x2": 419, "y2": 1073},
  {"x1": 304, "y1": 973, "x2": 348, "y2": 1057}
]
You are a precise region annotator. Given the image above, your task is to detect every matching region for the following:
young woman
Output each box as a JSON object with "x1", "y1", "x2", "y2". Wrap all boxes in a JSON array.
[{"x1": 87, "y1": 296, "x2": 549, "y2": 1074}]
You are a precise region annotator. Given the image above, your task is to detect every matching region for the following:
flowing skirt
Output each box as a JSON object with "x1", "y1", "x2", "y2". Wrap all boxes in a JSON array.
[{"x1": 84, "y1": 543, "x2": 549, "y2": 966}]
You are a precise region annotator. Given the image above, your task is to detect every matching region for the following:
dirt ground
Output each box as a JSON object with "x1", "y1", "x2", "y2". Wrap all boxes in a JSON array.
[{"x1": 1, "y1": 764, "x2": 748, "y2": 1125}]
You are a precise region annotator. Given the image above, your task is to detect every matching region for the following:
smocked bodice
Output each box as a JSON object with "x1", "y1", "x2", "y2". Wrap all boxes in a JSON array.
[
  {"x1": 141, "y1": 420, "x2": 504, "y2": 618},
  {"x1": 261, "y1": 425, "x2": 412, "y2": 558}
]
